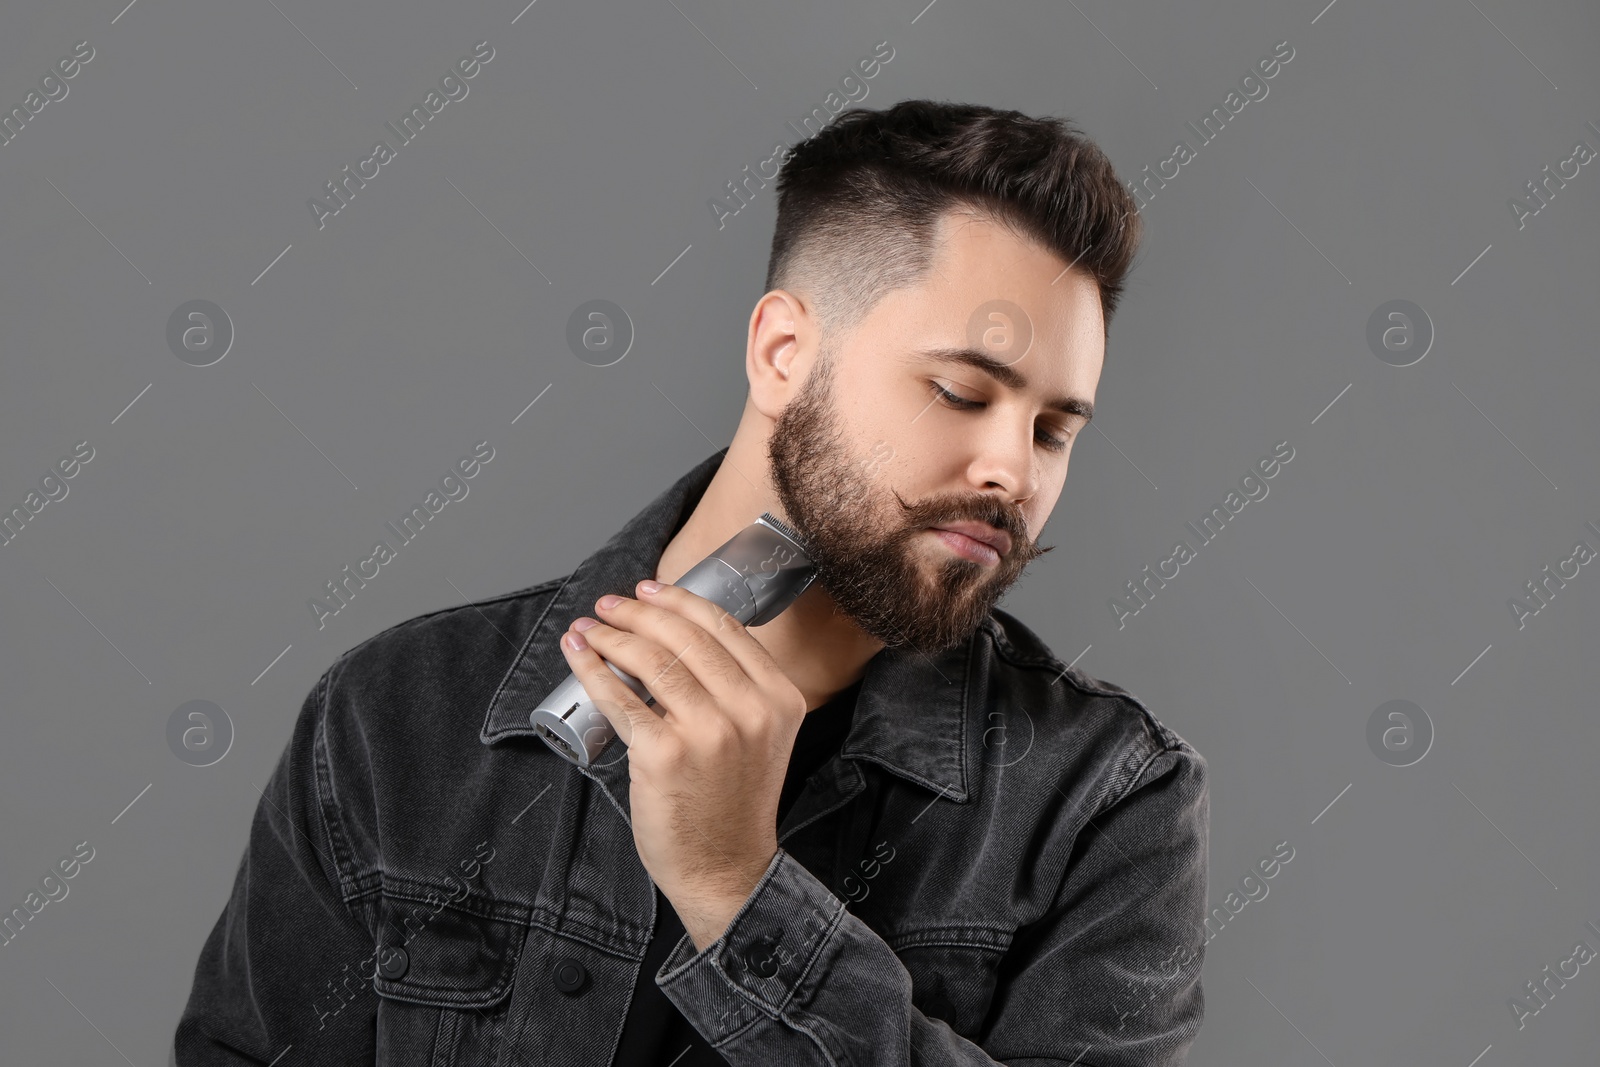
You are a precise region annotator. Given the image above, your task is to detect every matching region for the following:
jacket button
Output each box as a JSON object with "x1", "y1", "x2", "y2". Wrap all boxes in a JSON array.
[
  {"x1": 377, "y1": 945, "x2": 408, "y2": 980},
  {"x1": 552, "y1": 957, "x2": 590, "y2": 995},
  {"x1": 743, "y1": 936, "x2": 781, "y2": 978}
]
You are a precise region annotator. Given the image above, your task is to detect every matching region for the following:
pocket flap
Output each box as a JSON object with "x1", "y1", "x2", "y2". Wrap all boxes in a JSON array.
[{"x1": 372, "y1": 893, "x2": 524, "y2": 1008}]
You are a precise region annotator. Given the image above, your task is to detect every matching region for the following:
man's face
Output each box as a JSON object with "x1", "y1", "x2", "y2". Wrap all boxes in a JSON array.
[{"x1": 768, "y1": 210, "x2": 1106, "y2": 656}]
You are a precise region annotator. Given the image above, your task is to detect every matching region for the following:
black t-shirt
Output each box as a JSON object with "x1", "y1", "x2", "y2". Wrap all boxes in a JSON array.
[{"x1": 610, "y1": 678, "x2": 863, "y2": 1067}]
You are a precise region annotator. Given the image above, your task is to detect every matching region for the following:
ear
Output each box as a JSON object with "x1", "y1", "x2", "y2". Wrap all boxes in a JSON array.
[{"x1": 746, "y1": 289, "x2": 816, "y2": 419}]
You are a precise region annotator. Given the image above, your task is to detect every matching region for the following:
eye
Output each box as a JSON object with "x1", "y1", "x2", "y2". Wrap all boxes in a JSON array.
[
  {"x1": 929, "y1": 381, "x2": 982, "y2": 411},
  {"x1": 926, "y1": 381, "x2": 1073, "y2": 454}
]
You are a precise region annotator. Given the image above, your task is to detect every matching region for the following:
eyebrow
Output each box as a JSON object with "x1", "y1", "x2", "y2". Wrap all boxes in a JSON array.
[{"x1": 911, "y1": 346, "x2": 1095, "y2": 423}]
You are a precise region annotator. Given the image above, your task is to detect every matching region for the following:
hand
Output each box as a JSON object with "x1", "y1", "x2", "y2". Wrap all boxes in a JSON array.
[{"x1": 558, "y1": 578, "x2": 808, "y2": 950}]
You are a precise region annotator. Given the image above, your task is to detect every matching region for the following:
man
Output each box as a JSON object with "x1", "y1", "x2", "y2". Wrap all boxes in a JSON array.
[{"x1": 177, "y1": 99, "x2": 1209, "y2": 1065}]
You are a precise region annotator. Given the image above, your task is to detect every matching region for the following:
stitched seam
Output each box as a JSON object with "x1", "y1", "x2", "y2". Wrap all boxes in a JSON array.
[
  {"x1": 374, "y1": 880, "x2": 536, "y2": 926},
  {"x1": 429, "y1": 1008, "x2": 454, "y2": 1067},
  {"x1": 985, "y1": 613, "x2": 1190, "y2": 757},
  {"x1": 362, "y1": 890, "x2": 646, "y2": 959},
  {"x1": 706, "y1": 1001, "x2": 771, "y2": 1045},
  {"x1": 779, "y1": 889, "x2": 846, "y2": 1014},
  {"x1": 774, "y1": 899, "x2": 854, "y2": 1067},
  {"x1": 1104, "y1": 743, "x2": 1172, "y2": 813},
  {"x1": 335, "y1": 576, "x2": 569, "y2": 673},
  {"x1": 886, "y1": 928, "x2": 1012, "y2": 952},
  {"x1": 772, "y1": 1012, "x2": 844, "y2": 1067},
  {"x1": 692, "y1": 953, "x2": 781, "y2": 1044},
  {"x1": 343, "y1": 869, "x2": 383, "y2": 900},
  {"x1": 844, "y1": 753, "x2": 962, "y2": 801},
  {"x1": 957, "y1": 620, "x2": 976, "y2": 799},
  {"x1": 709, "y1": 897, "x2": 847, "y2": 1064},
  {"x1": 373, "y1": 906, "x2": 521, "y2": 1001},
  {"x1": 481, "y1": 571, "x2": 583, "y2": 737},
  {"x1": 311, "y1": 664, "x2": 368, "y2": 928},
  {"x1": 702, "y1": 853, "x2": 843, "y2": 1016}
]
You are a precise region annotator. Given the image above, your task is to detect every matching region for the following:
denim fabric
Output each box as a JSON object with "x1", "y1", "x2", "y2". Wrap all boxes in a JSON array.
[{"x1": 176, "y1": 446, "x2": 1210, "y2": 1066}]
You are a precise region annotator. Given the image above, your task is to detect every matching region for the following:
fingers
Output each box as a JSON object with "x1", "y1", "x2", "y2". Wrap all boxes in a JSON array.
[
  {"x1": 557, "y1": 628, "x2": 663, "y2": 751},
  {"x1": 576, "y1": 581, "x2": 794, "y2": 730},
  {"x1": 633, "y1": 580, "x2": 790, "y2": 689}
]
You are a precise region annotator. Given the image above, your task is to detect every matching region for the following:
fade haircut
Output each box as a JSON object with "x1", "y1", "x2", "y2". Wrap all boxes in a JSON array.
[{"x1": 763, "y1": 99, "x2": 1143, "y2": 353}]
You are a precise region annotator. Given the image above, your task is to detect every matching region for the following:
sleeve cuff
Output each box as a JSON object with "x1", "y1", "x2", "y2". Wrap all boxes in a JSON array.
[{"x1": 655, "y1": 848, "x2": 846, "y2": 1043}]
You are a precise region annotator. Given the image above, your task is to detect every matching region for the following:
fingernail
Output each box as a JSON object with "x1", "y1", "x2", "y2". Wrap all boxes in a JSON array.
[
  {"x1": 565, "y1": 631, "x2": 588, "y2": 651},
  {"x1": 572, "y1": 617, "x2": 598, "y2": 632},
  {"x1": 597, "y1": 595, "x2": 623, "y2": 610},
  {"x1": 639, "y1": 579, "x2": 662, "y2": 595}
]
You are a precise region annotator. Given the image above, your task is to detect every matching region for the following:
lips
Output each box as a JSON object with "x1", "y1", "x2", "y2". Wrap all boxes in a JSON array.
[{"x1": 930, "y1": 521, "x2": 1011, "y2": 557}]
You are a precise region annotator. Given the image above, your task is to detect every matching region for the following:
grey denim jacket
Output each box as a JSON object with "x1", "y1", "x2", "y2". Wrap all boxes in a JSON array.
[{"x1": 176, "y1": 446, "x2": 1210, "y2": 1066}]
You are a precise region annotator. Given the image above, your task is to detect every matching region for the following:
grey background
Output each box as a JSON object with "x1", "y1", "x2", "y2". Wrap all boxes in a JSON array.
[{"x1": 2, "y1": 0, "x2": 1597, "y2": 1062}]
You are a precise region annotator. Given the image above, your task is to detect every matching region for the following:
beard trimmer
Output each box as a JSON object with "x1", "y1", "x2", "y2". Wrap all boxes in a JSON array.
[{"x1": 529, "y1": 511, "x2": 816, "y2": 767}]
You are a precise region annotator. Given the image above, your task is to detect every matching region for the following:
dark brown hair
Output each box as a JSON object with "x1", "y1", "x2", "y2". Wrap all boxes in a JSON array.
[{"x1": 764, "y1": 99, "x2": 1142, "y2": 346}]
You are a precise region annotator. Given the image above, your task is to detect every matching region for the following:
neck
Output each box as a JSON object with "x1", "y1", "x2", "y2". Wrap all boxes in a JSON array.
[{"x1": 653, "y1": 416, "x2": 885, "y2": 712}]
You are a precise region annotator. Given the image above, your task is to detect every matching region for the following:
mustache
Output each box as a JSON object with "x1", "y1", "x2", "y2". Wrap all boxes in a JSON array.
[{"x1": 890, "y1": 489, "x2": 1054, "y2": 558}]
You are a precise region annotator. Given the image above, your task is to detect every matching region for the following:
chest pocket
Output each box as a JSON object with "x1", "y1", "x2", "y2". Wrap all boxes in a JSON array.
[
  {"x1": 371, "y1": 891, "x2": 526, "y2": 1066},
  {"x1": 891, "y1": 936, "x2": 1010, "y2": 1039}
]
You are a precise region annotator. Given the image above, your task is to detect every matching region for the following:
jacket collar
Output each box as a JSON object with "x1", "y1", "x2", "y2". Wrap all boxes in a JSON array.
[{"x1": 481, "y1": 446, "x2": 979, "y2": 805}]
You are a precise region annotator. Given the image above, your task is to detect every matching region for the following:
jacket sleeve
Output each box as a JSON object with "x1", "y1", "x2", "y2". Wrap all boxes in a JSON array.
[
  {"x1": 174, "y1": 660, "x2": 381, "y2": 1065},
  {"x1": 655, "y1": 744, "x2": 1210, "y2": 1066}
]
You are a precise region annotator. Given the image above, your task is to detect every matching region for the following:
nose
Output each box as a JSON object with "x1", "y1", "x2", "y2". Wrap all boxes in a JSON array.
[{"x1": 966, "y1": 421, "x2": 1039, "y2": 502}]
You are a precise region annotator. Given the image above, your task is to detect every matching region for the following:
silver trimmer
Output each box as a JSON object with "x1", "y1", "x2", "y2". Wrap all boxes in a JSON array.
[{"x1": 530, "y1": 512, "x2": 816, "y2": 767}]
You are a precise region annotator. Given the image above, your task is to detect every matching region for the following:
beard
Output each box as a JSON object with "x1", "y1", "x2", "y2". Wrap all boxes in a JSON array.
[{"x1": 766, "y1": 353, "x2": 1051, "y2": 657}]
